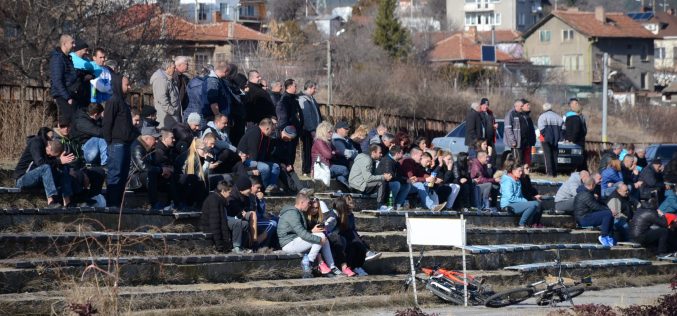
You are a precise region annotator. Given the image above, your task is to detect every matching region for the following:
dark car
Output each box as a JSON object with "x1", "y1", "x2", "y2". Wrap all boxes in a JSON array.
[
  {"x1": 432, "y1": 119, "x2": 584, "y2": 173},
  {"x1": 645, "y1": 144, "x2": 677, "y2": 167}
]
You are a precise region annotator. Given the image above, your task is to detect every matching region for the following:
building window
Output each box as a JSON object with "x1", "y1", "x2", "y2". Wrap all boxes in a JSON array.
[
  {"x1": 562, "y1": 54, "x2": 583, "y2": 71},
  {"x1": 539, "y1": 30, "x2": 551, "y2": 42},
  {"x1": 530, "y1": 56, "x2": 551, "y2": 65},
  {"x1": 518, "y1": 13, "x2": 526, "y2": 26},
  {"x1": 641, "y1": 72, "x2": 649, "y2": 89},
  {"x1": 198, "y1": 3, "x2": 208, "y2": 21},
  {"x1": 195, "y1": 53, "x2": 210, "y2": 71},
  {"x1": 627, "y1": 54, "x2": 633, "y2": 67},
  {"x1": 656, "y1": 47, "x2": 666, "y2": 59},
  {"x1": 240, "y1": 5, "x2": 257, "y2": 17},
  {"x1": 641, "y1": 45, "x2": 650, "y2": 61},
  {"x1": 562, "y1": 29, "x2": 574, "y2": 41},
  {"x1": 495, "y1": 13, "x2": 501, "y2": 25},
  {"x1": 220, "y1": 3, "x2": 230, "y2": 17}
]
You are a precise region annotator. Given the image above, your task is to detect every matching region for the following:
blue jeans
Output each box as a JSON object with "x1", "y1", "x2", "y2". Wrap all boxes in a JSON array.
[
  {"x1": 411, "y1": 182, "x2": 439, "y2": 209},
  {"x1": 614, "y1": 217, "x2": 630, "y2": 242},
  {"x1": 389, "y1": 181, "x2": 412, "y2": 206},
  {"x1": 256, "y1": 161, "x2": 280, "y2": 188},
  {"x1": 509, "y1": 201, "x2": 541, "y2": 226},
  {"x1": 16, "y1": 165, "x2": 58, "y2": 198},
  {"x1": 578, "y1": 210, "x2": 614, "y2": 236},
  {"x1": 330, "y1": 164, "x2": 349, "y2": 187},
  {"x1": 106, "y1": 143, "x2": 131, "y2": 207},
  {"x1": 82, "y1": 137, "x2": 108, "y2": 165}
]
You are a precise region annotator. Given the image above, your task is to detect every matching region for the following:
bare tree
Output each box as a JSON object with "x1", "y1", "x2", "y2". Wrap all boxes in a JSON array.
[{"x1": 268, "y1": 0, "x2": 305, "y2": 21}]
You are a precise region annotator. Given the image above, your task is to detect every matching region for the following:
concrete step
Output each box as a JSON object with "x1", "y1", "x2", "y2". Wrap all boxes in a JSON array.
[
  {"x1": 0, "y1": 246, "x2": 652, "y2": 295},
  {"x1": 0, "y1": 207, "x2": 199, "y2": 232},
  {"x1": 0, "y1": 232, "x2": 213, "y2": 258},
  {"x1": 361, "y1": 229, "x2": 601, "y2": 251},
  {"x1": 354, "y1": 213, "x2": 576, "y2": 232}
]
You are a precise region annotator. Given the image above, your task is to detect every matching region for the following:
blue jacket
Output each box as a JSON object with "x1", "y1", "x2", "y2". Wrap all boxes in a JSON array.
[
  {"x1": 601, "y1": 167, "x2": 623, "y2": 192},
  {"x1": 49, "y1": 48, "x2": 77, "y2": 100},
  {"x1": 185, "y1": 76, "x2": 205, "y2": 120},
  {"x1": 659, "y1": 190, "x2": 677, "y2": 214},
  {"x1": 537, "y1": 110, "x2": 563, "y2": 146},
  {"x1": 500, "y1": 174, "x2": 528, "y2": 207},
  {"x1": 69, "y1": 52, "x2": 102, "y2": 76},
  {"x1": 201, "y1": 72, "x2": 230, "y2": 117}
]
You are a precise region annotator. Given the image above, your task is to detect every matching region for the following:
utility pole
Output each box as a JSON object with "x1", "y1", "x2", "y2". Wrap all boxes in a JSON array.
[
  {"x1": 327, "y1": 40, "x2": 333, "y2": 117},
  {"x1": 602, "y1": 53, "x2": 609, "y2": 143}
]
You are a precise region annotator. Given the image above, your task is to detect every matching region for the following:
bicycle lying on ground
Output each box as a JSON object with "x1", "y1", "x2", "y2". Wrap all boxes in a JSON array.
[
  {"x1": 403, "y1": 249, "x2": 495, "y2": 305},
  {"x1": 484, "y1": 249, "x2": 593, "y2": 308}
]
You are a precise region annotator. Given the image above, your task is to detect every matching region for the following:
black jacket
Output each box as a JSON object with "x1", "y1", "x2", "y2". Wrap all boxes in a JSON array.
[
  {"x1": 154, "y1": 142, "x2": 175, "y2": 167},
  {"x1": 200, "y1": 191, "x2": 232, "y2": 252},
  {"x1": 376, "y1": 154, "x2": 405, "y2": 182},
  {"x1": 483, "y1": 110, "x2": 497, "y2": 146},
  {"x1": 130, "y1": 137, "x2": 161, "y2": 174},
  {"x1": 13, "y1": 135, "x2": 60, "y2": 179},
  {"x1": 630, "y1": 209, "x2": 668, "y2": 240},
  {"x1": 453, "y1": 161, "x2": 471, "y2": 184},
  {"x1": 172, "y1": 123, "x2": 199, "y2": 154},
  {"x1": 564, "y1": 114, "x2": 587, "y2": 145},
  {"x1": 244, "y1": 83, "x2": 276, "y2": 124},
  {"x1": 276, "y1": 93, "x2": 302, "y2": 131},
  {"x1": 49, "y1": 48, "x2": 77, "y2": 100},
  {"x1": 271, "y1": 137, "x2": 296, "y2": 166},
  {"x1": 103, "y1": 73, "x2": 137, "y2": 144},
  {"x1": 520, "y1": 174, "x2": 539, "y2": 201},
  {"x1": 574, "y1": 185, "x2": 609, "y2": 220},
  {"x1": 521, "y1": 112, "x2": 536, "y2": 147},
  {"x1": 237, "y1": 126, "x2": 271, "y2": 162},
  {"x1": 71, "y1": 109, "x2": 102, "y2": 143},
  {"x1": 226, "y1": 188, "x2": 252, "y2": 218},
  {"x1": 465, "y1": 108, "x2": 484, "y2": 146},
  {"x1": 638, "y1": 166, "x2": 664, "y2": 196}
]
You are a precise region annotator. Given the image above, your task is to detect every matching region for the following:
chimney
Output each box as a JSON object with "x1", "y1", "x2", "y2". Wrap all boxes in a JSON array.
[
  {"x1": 212, "y1": 11, "x2": 222, "y2": 23},
  {"x1": 467, "y1": 26, "x2": 478, "y2": 42},
  {"x1": 595, "y1": 6, "x2": 605, "y2": 23},
  {"x1": 228, "y1": 22, "x2": 234, "y2": 38}
]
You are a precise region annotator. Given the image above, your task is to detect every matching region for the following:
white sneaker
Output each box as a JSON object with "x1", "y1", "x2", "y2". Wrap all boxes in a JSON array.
[
  {"x1": 377, "y1": 205, "x2": 393, "y2": 212},
  {"x1": 353, "y1": 267, "x2": 369, "y2": 276},
  {"x1": 365, "y1": 250, "x2": 382, "y2": 261}
]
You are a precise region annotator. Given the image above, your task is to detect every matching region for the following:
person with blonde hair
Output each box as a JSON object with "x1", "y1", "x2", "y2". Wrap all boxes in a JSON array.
[
  {"x1": 349, "y1": 125, "x2": 369, "y2": 154},
  {"x1": 312, "y1": 121, "x2": 349, "y2": 188}
]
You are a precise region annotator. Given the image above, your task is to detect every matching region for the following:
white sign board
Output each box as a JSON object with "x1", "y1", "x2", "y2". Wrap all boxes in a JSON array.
[{"x1": 406, "y1": 217, "x2": 466, "y2": 247}]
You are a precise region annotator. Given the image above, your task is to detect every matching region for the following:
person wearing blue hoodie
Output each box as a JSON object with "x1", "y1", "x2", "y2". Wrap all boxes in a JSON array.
[
  {"x1": 500, "y1": 163, "x2": 542, "y2": 228},
  {"x1": 659, "y1": 184, "x2": 677, "y2": 214},
  {"x1": 601, "y1": 158, "x2": 623, "y2": 198}
]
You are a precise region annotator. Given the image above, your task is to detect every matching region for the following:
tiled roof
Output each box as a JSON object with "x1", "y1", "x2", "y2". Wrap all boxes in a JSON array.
[
  {"x1": 116, "y1": 3, "x2": 162, "y2": 30},
  {"x1": 123, "y1": 14, "x2": 281, "y2": 43},
  {"x1": 551, "y1": 10, "x2": 657, "y2": 39},
  {"x1": 651, "y1": 12, "x2": 677, "y2": 37},
  {"x1": 427, "y1": 33, "x2": 519, "y2": 63},
  {"x1": 477, "y1": 30, "x2": 522, "y2": 43}
]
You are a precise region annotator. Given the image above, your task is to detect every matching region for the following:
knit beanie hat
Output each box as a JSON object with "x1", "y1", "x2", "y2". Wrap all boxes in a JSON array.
[
  {"x1": 235, "y1": 176, "x2": 252, "y2": 191},
  {"x1": 187, "y1": 113, "x2": 201, "y2": 125}
]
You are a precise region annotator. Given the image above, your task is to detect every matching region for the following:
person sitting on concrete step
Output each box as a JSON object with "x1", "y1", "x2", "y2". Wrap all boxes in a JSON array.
[{"x1": 574, "y1": 177, "x2": 616, "y2": 247}]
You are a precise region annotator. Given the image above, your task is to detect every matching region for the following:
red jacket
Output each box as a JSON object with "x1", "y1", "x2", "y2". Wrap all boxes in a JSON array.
[
  {"x1": 470, "y1": 158, "x2": 496, "y2": 184},
  {"x1": 400, "y1": 158, "x2": 428, "y2": 182},
  {"x1": 311, "y1": 138, "x2": 335, "y2": 166}
]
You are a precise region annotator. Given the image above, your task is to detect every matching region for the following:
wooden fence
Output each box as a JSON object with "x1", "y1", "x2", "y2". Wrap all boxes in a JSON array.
[{"x1": 0, "y1": 83, "x2": 661, "y2": 152}]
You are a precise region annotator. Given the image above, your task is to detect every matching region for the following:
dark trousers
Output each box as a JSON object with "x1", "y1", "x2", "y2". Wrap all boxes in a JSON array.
[
  {"x1": 178, "y1": 174, "x2": 208, "y2": 208},
  {"x1": 226, "y1": 216, "x2": 249, "y2": 248},
  {"x1": 106, "y1": 143, "x2": 131, "y2": 207},
  {"x1": 577, "y1": 210, "x2": 614, "y2": 236},
  {"x1": 55, "y1": 97, "x2": 74, "y2": 125},
  {"x1": 328, "y1": 233, "x2": 347, "y2": 266},
  {"x1": 214, "y1": 148, "x2": 240, "y2": 173},
  {"x1": 635, "y1": 227, "x2": 677, "y2": 255},
  {"x1": 279, "y1": 169, "x2": 302, "y2": 193},
  {"x1": 576, "y1": 142, "x2": 587, "y2": 171},
  {"x1": 542, "y1": 142, "x2": 558, "y2": 177},
  {"x1": 363, "y1": 180, "x2": 387, "y2": 205},
  {"x1": 140, "y1": 169, "x2": 177, "y2": 206},
  {"x1": 457, "y1": 182, "x2": 474, "y2": 208},
  {"x1": 301, "y1": 130, "x2": 313, "y2": 174}
]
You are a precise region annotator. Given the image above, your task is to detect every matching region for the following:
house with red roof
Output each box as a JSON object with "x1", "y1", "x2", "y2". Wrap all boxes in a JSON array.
[
  {"x1": 522, "y1": 7, "x2": 657, "y2": 91},
  {"x1": 427, "y1": 27, "x2": 524, "y2": 66}
]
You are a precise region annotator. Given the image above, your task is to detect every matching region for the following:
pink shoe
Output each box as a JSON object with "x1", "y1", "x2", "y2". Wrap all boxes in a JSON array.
[
  {"x1": 342, "y1": 266, "x2": 356, "y2": 277},
  {"x1": 318, "y1": 261, "x2": 331, "y2": 274}
]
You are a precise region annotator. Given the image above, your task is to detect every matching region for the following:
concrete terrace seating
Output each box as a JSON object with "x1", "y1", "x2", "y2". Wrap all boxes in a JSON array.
[{"x1": 0, "y1": 180, "x2": 676, "y2": 315}]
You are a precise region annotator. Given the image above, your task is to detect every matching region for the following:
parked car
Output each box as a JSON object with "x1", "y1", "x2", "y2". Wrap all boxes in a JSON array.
[
  {"x1": 645, "y1": 144, "x2": 677, "y2": 167},
  {"x1": 431, "y1": 119, "x2": 584, "y2": 173}
]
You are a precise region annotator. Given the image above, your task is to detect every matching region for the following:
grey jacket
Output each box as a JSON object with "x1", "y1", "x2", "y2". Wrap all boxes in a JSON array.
[
  {"x1": 298, "y1": 94, "x2": 321, "y2": 131},
  {"x1": 555, "y1": 172, "x2": 581, "y2": 202},
  {"x1": 277, "y1": 207, "x2": 322, "y2": 248},
  {"x1": 503, "y1": 108, "x2": 521, "y2": 149},
  {"x1": 349, "y1": 153, "x2": 385, "y2": 192},
  {"x1": 150, "y1": 69, "x2": 180, "y2": 129}
]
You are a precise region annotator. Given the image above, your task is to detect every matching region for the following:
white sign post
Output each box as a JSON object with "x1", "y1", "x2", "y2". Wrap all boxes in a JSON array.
[{"x1": 405, "y1": 213, "x2": 468, "y2": 306}]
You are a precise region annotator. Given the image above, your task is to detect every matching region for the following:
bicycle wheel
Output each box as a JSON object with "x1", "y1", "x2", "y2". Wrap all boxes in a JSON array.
[
  {"x1": 554, "y1": 285, "x2": 586, "y2": 303},
  {"x1": 426, "y1": 282, "x2": 466, "y2": 305},
  {"x1": 484, "y1": 287, "x2": 535, "y2": 308}
]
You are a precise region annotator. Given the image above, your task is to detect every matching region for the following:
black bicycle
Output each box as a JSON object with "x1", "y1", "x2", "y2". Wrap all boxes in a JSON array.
[{"x1": 484, "y1": 249, "x2": 592, "y2": 308}]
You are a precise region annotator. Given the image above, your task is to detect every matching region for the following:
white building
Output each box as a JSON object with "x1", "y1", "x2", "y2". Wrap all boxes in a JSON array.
[{"x1": 446, "y1": 0, "x2": 548, "y2": 32}]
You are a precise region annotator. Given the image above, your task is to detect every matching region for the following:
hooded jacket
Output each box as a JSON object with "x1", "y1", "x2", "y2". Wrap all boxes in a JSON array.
[
  {"x1": 102, "y1": 73, "x2": 137, "y2": 144},
  {"x1": 49, "y1": 48, "x2": 78, "y2": 100},
  {"x1": 277, "y1": 206, "x2": 322, "y2": 248},
  {"x1": 150, "y1": 69, "x2": 180, "y2": 128},
  {"x1": 200, "y1": 191, "x2": 232, "y2": 252},
  {"x1": 13, "y1": 135, "x2": 60, "y2": 179},
  {"x1": 500, "y1": 174, "x2": 528, "y2": 207},
  {"x1": 563, "y1": 111, "x2": 587, "y2": 145}
]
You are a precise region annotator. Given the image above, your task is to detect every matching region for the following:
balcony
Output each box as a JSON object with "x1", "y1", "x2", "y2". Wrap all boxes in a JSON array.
[{"x1": 464, "y1": 3, "x2": 495, "y2": 12}]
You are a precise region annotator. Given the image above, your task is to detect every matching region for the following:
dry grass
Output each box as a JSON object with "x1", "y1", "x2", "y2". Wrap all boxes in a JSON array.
[
  {"x1": 1, "y1": 219, "x2": 96, "y2": 233},
  {"x1": 0, "y1": 100, "x2": 55, "y2": 162}
]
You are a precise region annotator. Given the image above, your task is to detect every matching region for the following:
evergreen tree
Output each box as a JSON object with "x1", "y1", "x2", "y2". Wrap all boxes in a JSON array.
[{"x1": 373, "y1": 0, "x2": 411, "y2": 59}]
